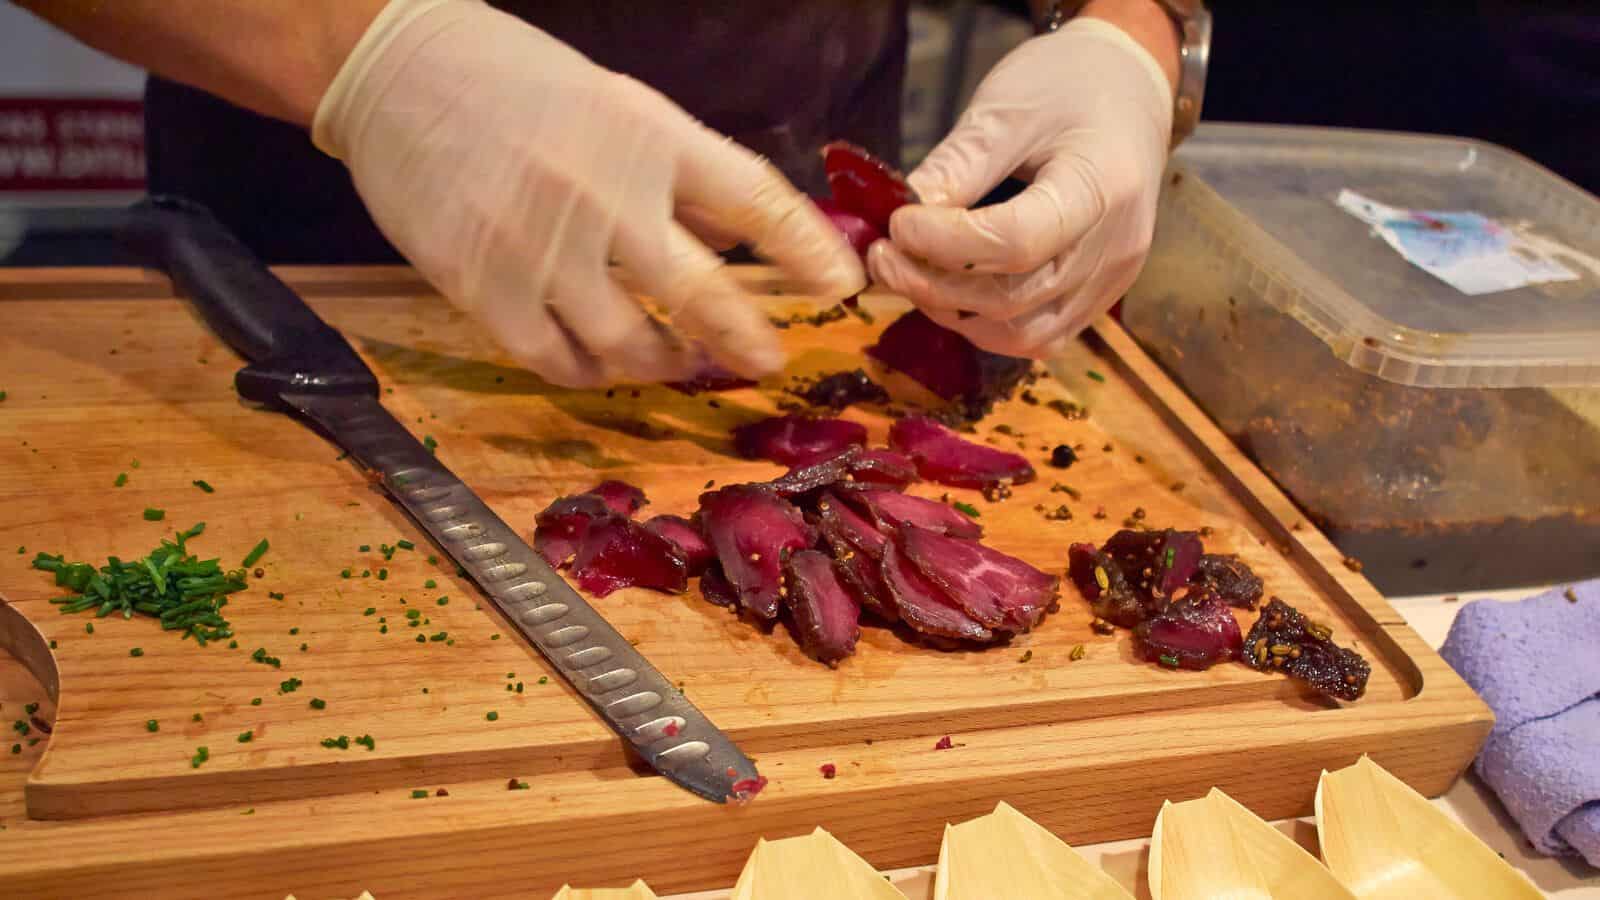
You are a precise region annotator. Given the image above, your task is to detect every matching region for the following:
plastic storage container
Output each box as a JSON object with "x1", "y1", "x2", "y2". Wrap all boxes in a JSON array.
[{"x1": 1123, "y1": 124, "x2": 1600, "y2": 594}]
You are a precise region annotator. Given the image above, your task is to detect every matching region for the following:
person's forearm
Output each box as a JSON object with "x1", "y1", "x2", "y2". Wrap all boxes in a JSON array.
[
  {"x1": 11, "y1": 0, "x2": 386, "y2": 125},
  {"x1": 1029, "y1": 0, "x2": 1182, "y2": 95}
]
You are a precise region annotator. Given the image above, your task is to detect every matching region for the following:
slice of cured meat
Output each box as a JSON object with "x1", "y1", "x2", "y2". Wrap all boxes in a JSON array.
[
  {"x1": 698, "y1": 485, "x2": 815, "y2": 620},
  {"x1": 814, "y1": 197, "x2": 883, "y2": 259},
  {"x1": 784, "y1": 549, "x2": 862, "y2": 664},
  {"x1": 900, "y1": 526, "x2": 1057, "y2": 633},
  {"x1": 816, "y1": 492, "x2": 888, "y2": 557},
  {"x1": 733, "y1": 415, "x2": 868, "y2": 466},
  {"x1": 1242, "y1": 598, "x2": 1371, "y2": 701},
  {"x1": 846, "y1": 489, "x2": 982, "y2": 540},
  {"x1": 641, "y1": 515, "x2": 713, "y2": 576},
  {"x1": 821, "y1": 140, "x2": 918, "y2": 234},
  {"x1": 1101, "y1": 528, "x2": 1203, "y2": 610},
  {"x1": 850, "y1": 448, "x2": 918, "y2": 487},
  {"x1": 1191, "y1": 554, "x2": 1265, "y2": 609},
  {"x1": 1132, "y1": 594, "x2": 1242, "y2": 670},
  {"x1": 816, "y1": 493, "x2": 896, "y2": 620},
  {"x1": 533, "y1": 494, "x2": 612, "y2": 568},
  {"x1": 881, "y1": 539, "x2": 993, "y2": 643},
  {"x1": 1068, "y1": 542, "x2": 1149, "y2": 628},
  {"x1": 866, "y1": 310, "x2": 1031, "y2": 421},
  {"x1": 789, "y1": 368, "x2": 890, "y2": 411},
  {"x1": 585, "y1": 480, "x2": 647, "y2": 517},
  {"x1": 700, "y1": 564, "x2": 739, "y2": 608},
  {"x1": 765, "y1": 447, "x2": 861, "y2": 501},
  {"x1": 888, "y1": 416, "x2": 1034, "y2": 490},
  {"x1": 569, "y1": 516, "x2": 689, "y2": 598}
]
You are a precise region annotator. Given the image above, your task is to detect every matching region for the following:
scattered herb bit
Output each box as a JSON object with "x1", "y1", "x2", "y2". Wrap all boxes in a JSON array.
[
  {"x1": 436, "y1": 596, "x2": 448, "y2": 606},
  {"x1": 424, "y1": 579, "x2": 437, "y2": 590},
  {"x1": 428, "y1": 631, "x2": 447, "y2": 642},
  {"x1": 145, "y1": 719, "x2": 159, "y2": 733},
  {"x1": 422, "y1": 435, "x2": 438, "y2": 454},
  {"x1": 190, "y1": 746, "x2": 209, "y2": 768},
  {"x1": 142, "y1": 508, "x2": 166, "y2": 521},
  {"x1": 192, "y1": 480, "x2": 214, "y2": 493},
  {"x1": 363, "y1": 607, "x2": 376, "y2": 616},
  {"x1": 242, "y1": 808, "x2": 254, "y2": 815},
  {"x1": 355, "y1": 734, "x2": 375, "y2": 751},
  {"x1": 250, "y1": 697, "x2": 262, "y2": 706},
  {"x1": 114, "y1": 472, "x2": 129, "y2": 488},
  {"x1": 1070, "y1": 643, "x2": 1087, "y2": 661},
  {"x1": 11, "y1": 721, "x2": 27, "y2": 737},
  {"x1": 1564, "y1": 587, "x2": 1579, "y2": 603},
  {"x1": 340, "y1": 569, "x2": 352, "y2": 579},
  {"x1": 192, "y1": 713, "x2": 203, "y2": 722},
  {"x1": 1018, "y1": 650, "x2": 1033, "y2": 663},
  {"x1": 379, "y1": 625, "x2": 388, "y2": 634},
  {"x1": 490, "y1": 633, "x2": 500, "y2": 640},
  {"x1": 410, "y1": 789, "x2": 428, "y2": 799},
  {"x1": 48, "y1": 640, "x2": 56, "y2": 649},
  {"x1": 10, "y1": 744, "x2": 18, "y2": 754},
  {"x1": 427, "y1": 555, "x2": 438, "y2": 565},
  {"x1": 129, "y1": 647, "x2": 144, "y2": 657},
  {"x1": 415, "y1": 635, "x2": 425, "y2": 644},
  {"x1": 405, "y1": 609, "x2": 422, "y2": 621},
  {"x1": 397, "y1": 540, "x2": 415, "y2": 551},
  {"x1": 85, "y1": 622, "x2": 94, "y2": 634},
  {"x1": 359, "y1": 544, "x2": 371, "y2": 553},
  {"x1": 250, "y1": 648, "x2": 281, "y2": 668},
  {"x1": 538, "y1": 676, "x2": 548, "y2": 685},
  {"x1": 321, "y1": 736, "x2": 350, "y2": 750},
  {"x1": 485, "y1": 711, "x2": 499, "y2": 721},
  {"x1": 1086, "y1": 369, "x2": 1106, "y2": 383},
  {"x1": 278, "y1": 677, "x2": 302, "y2": 694},
  {"x1": 24, "y1": 703, "x2": 37, "y2": 715},
  {"x1": 309, "y1": 698, "x2": 326, "y2": 710},
  {"x1": 0, "y1": 390, "x2": 5, "y2": 401},
  {"x1": 377, "y1": 568, "x2": 388, "y2": 581},
  {"x1": 288, "y1": 627, "x2": 299, "y2": 636},
  {"x1": 951, "y1": 501, "x2": 980, "y2": 519},
  {"x1": 237, "y1": 730, "x2": 253, "y2": 743},
  {"x1": 508, "y1": 779, "x2": 529, "y2": 790},
  {"x1": 268, "y1": 591, "x2": 285, "y2": 601},
  {"x1": 515, "y1": 682, "x2": 523, "y2": 694},
  {"x1": 1158, "y1": 653, "x2": 1181, "y2": 668}
]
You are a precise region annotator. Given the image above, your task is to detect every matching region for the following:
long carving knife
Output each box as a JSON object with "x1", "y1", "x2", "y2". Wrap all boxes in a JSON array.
[{"x1": 120, "y1": 196, "x2": 763, "y2": 804}]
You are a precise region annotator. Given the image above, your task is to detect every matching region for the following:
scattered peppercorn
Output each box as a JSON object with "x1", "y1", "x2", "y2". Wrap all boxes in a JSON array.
[
  {"x1": 1018, "y1": 650, "x2": 1033, "y2": 663},
  {"x1": 1070, "y1": 644, "x2": 1087, "y2": 661}
]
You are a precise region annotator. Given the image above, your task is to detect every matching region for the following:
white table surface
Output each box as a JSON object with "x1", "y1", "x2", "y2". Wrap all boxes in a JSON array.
[{"x1": 669, "y1": 586, "x2": 1600, "y2": 899}]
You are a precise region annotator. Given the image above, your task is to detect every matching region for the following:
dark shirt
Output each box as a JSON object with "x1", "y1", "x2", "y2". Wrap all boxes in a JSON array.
[{"x1": 143, "y1": 2, "x2": 909, "y2": 263}]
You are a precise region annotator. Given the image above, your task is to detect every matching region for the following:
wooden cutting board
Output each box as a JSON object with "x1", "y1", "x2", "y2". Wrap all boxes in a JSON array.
[{"x1": 0, "y1": 266, "x2": 1490, "y2": 898}]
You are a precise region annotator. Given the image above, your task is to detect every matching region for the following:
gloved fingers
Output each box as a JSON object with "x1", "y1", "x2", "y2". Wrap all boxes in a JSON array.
[
  {"x1": 612, "y1": 218, "x2": 787, "y2": 379},
  {"x1": 674, "y1": 201, "x2": 741, "y2": 253},
  {"x1": 866, "y1": 238, "x2": 1081, "y2": 321},
  {"x1": 546, "y1": 266, "x2": 700, "y2": 384},
  {"x1": 926, "y1": 249, "x2": 1137, "y2": 358},
  {"x1": 905, "y1": 117, "x2": 1030, "y2": 210},
  {"x1": 673, "y1": 125, "x2": 864, "y2": 298},
  {"x1": 474, "y1": 285, "x2": 607, "y2": 389},
  {"x1": 889, "y1": 152, "x2": 1106, "y2": 276}
]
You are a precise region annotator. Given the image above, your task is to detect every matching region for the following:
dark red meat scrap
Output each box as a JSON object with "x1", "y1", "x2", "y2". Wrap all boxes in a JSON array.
[
  {"x1": 866, "y1": 310, "x2": 1031, "y2": 422},
  {"x1": 784, "y1": 549, "x2": 862, "y2": 664},
  {"x1": 766, "y1": 447, "x2": 861, "y2": 501},
  {"x1": 733, "y1": 415, "x2": 868, "y2": 466},
  {"x1": 699, "y1": 485, "x2": 815, "y2": 620},
  {"x1": 888, "y1": 416, "x2": 1035, "y2": 490},
  {"x1": 665, "y1": 366, "x2": 757, "y2": 395},
  {"x1": 641, "y1": 515, "x2": 713, "y2": 576},
  {"x1": 848, "y1": 489, "x2": 982, "y2": 540},
  {"x1": 1242, "y1": 598, "x2": 1371, "y2": 701},
  {"x1": 900, "y1": 526, "x2": 1058, "y2": 633},
  {"x1": 586, "y1": 480, "x2": 647, "y2": 517},
  {"x1": 881, "y1": 540, "x2": 993, "y2": 643},
  {"x1": 700, "y1": 564, "x2": 739, "y2": 608},
  {"x1": 570, "y1": 516, "x2": 688, "y2": 598},
  {"x1": 850, "y1": 448, "x2": 918, "y2": 487},
  {"x1": 533, "y1": 494, "x2": 611, "y2": 568},
  {"x1": 790, "y1": 368, "x2": 891, "y2": 412},
  {"x1": 1067, "y1": 543, "x2": 1147, "y2": 628},
  {"x1": 816, "y1": 494, "x2": 896, "y2": 621},
  {"x1": 821, "y1": 141, "x2": 918, "y2": 234},
  {"x1": 1191, "y1": 554, "x2": 1265, "y2": 609},
  {"x1": 817, "y1": 492, "x2": 889, "y2": 557},
  {"x1": 1102, "y1": 529, "x2": 1203, "y2": 609},
  {"x1": 814, "y1": 198, "x2": 884, "y2": 260},
  {"x1": 1133, "y1": 594, "x2": 1242, "y2": 670}
]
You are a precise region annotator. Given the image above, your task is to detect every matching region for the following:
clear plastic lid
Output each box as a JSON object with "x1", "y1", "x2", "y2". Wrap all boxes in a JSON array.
[{"x1": 1168, "y1": 124, "x2": 1600, "y2": 387}]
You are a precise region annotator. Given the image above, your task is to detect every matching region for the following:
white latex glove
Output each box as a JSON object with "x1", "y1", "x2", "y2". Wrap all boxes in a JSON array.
[
  {"x1": 868, "y1": 18, "x2": 1173, "y2": 358},
  {"x1": 314, "y1": 0, "x2": 864, "y2": 387}
]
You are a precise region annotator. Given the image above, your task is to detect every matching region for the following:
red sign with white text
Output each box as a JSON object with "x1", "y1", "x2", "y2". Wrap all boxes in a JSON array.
[{"x1": 0, "y1": 97, "x2": 144, "y2": 192}]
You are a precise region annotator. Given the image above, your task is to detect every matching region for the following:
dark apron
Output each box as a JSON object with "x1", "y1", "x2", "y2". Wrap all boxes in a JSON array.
[{"x1": 144, "y1": 2, "x2": 909, "y2": 263}]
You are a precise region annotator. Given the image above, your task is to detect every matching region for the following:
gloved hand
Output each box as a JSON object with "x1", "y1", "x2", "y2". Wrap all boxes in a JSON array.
[
  {"x1": 314, "y1": 0, "x2": 864, "y2": 387},
  {"x1": 868, "y1": 18, "x2": 1173, "y2": 358}
]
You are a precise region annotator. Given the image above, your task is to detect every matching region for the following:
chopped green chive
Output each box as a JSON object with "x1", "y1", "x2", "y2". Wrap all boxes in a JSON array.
[
  {"x1": 397, "y1": 540, "x2": 415, "y2": 551},
  {"x1": 363, "y1": 607, "x2": 376, "y2": 616},
  {"x1": 410, "y1": 789, "x2": 428, "y2": 799},
  {"x1": 192, "y1": 480, "x2": 214, "y2": 493},
  {"x1": 228, "y1": 640, "x2": 238, "y2": 649},
  {"x1": 192, "y1": 713, "x2": 203, "y2": 722},
  {"x1": 84, "y1": 622, "x2": 94, "y2": 635},
  {"x1": 250, "y1": 697, "x2": 262, "y2": 706},
  {"x1": 143, "y1": 508, "x2": 166, "y2": 521},
  {"x1": 1158, "y1": 653, "x2": 1180, "y2": 668},
  {"x1": 358, "y1": 545, "x2": 371, "y2": 553},
  {"x1": 436, "y1": 596, "x2": 448, "y2": 606},
  {"x1": 379, "y1": 625, "x2": 388, "y2": 634},
  {"x1": 952, "y1": 501, "x2": 980, "y2": 518},
  {"x1": 250, "y1": 648, "x2": 281, "y2": 668},
  {"x1": 309, "y1": 698, "x2": 326, "y2": 710},
  {"x1": 278, "y1": 677, "x2": 302, "y2": 694},
  {"x1": 415, "y1": 635, "x2": 425, "y2": 644},
  {"x1": 240, "y1": 539, "x2": 269, "y2": 569},
  {"x1": 538, "y1": 676, "x2": 548, "y2": 685},
  {"x1": 145, "y1": 719, "x2": 159, "y2": 733},
  {"x1": 485, "y1": 711, "x2": 498, "y2": 721},
  {"x1": 515, "y1": 682, "x2": 523, "y2": 694},
  {"x1": 490, "y1": 633, "x2": 500, "y2": 640},
  {"x1": 1086, "y1": 369, "x2": 1106, "y2": 383},
  {"x1": 190, "y1": 746, "x2": 209, "y2": 768},
  {"x1": 10, "y1": 744, "x2": 19, "y2": 754},
  {"x1": 129, "y1": 647, "x2": 144, "y2": 657},
  {"x1": 354, "y1": 734, "x2": 375, "y2": 751},
  {"x1": 405, "y1": 609, "x2": 421, "y2": 621},
  {"x1": 298, "y1": 643, "x2": 308, "y2": 651},
  {"x1": 320, "y1": 736, "x2": 350, "y2": 750},
  {"x1": 422, "y1": 435, "x2": 438, "y2": 454},
  {"x1": 424, "y1": 579, "x2": 437, "y2": 589},
  {"x1": 25, "y1": 703, "x2": 38, "y2": 715},
  {"x1": 508, "y1": 780, "x2": 529, "y2": 790},
  {"x1": 114, "y1": 472, "x2": 128, "y2": 487},
  {"x1": 377, "y1": 568, "x2": 388, "y2": 581},
  {"x1": 237, "y1": 730, "x2": 253, "y2": 743},
  {"x1": 288, "y1": 628, "x2": 299, "y2": 636},
  {"x1": 427, "y1": 555, "x2": 438, "y2": 565},
  {"x1": 268, "y1": 591, "x2": 285, "y2": 600},
  {"x1": 1163, "y1": 546, "x2": 1176, "y2": 568},
  {"x1": 428, "y1": 631, "x2": 447, "y2": 642},
  {"x1": 340, "y1": 568, "x2": 351, "y2": 579}
]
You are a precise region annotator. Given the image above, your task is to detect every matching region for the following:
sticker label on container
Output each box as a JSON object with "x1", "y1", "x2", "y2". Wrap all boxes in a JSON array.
[{"x1": 1335, "y1": 189, "x2": 1581, "y2": 295}]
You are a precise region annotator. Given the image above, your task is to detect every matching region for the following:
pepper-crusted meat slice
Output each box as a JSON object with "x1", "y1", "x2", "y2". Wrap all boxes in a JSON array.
[
  {"x1": 888, "y1": 415, "x2": 1035, "y2": 490},
  {"x1": 1067, "y1": 542, "x2": 1147, "y2": 627},
  {"x1": 1102, "y1": 528, "x2": 1203, "y2": 607},
  {"x1": 641, "y1": 515, "x2": 713, "y2": 576},
  {"x1": 881, "y1": 539, "x2": 993, "y2": 643},
  {"x1": 900, "y1": 525, "x2": 1057, "y2": 633},
  {"x1": 816, "y1": 493, "x2": 896, "y2": 620},
  {"x1": 1132, "y1": 593, "x2": 1243, "y2": 670},
  {"x1": 698, "y1": 484, "x2": 815, "y2": 620},
  {"x1": 1242, "y1": 598, "x2": 1371, "y2": 701},
  {"x1": 845, "y1": 488, "x2": 983, "y2": 540},
  {"x1": 533, "y1": 494, "x2": 612, "y2": 568},
  {"x1": 784, "y1": 549, "x2": 861, "y2": 664},
  {"x1": 1191, "y1": 554, "x2": 1265, "y2": 609},
  {"x1": 849, "y1": 448, "x2": 918, "y2": 487},
  {"x1": 569, "y1": 516, "x2": 688, "y2": 597},
  {"x1": 732, "y1": 414, "x2": 868, "y2": 466}
]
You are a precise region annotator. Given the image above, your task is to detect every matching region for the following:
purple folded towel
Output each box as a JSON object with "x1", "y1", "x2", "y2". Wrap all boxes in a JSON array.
[{"x1": 1439, "y1": 580, "x2": 1600, "y2": 867}]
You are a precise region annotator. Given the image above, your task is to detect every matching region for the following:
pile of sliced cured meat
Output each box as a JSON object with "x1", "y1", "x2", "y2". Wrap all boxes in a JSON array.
[
  {"x1": 533, "y1": 415, "x2": 1052, "y2": 665},
  {"x1": 1067, "y1": 529, "x2": 1371, "y2": 700}
]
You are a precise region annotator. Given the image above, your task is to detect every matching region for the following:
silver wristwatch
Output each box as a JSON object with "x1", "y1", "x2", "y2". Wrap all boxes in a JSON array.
[{"x1": 1037, "y1": 0, "x2": 1211, "y2": 147}]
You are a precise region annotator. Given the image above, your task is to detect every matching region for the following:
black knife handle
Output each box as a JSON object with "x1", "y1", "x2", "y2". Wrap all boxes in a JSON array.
[{"x1": 120, "y1": 195, "x2": 378, "y2": 406}]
